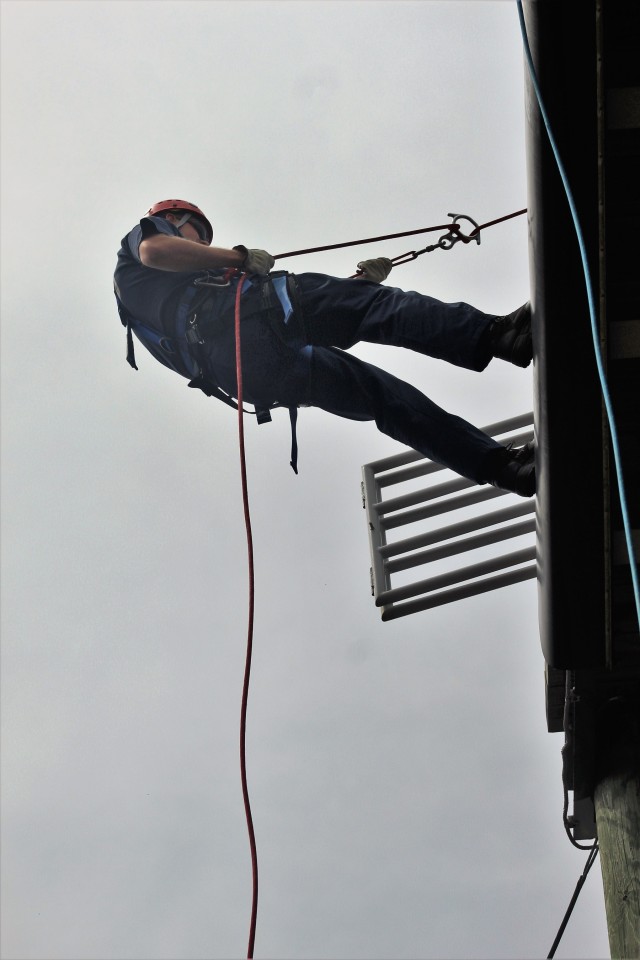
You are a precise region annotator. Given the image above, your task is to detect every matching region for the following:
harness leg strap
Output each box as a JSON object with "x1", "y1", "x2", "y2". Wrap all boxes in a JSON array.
[{"x1": 289, "y1": 406, "x2": 299, "y2": 474}]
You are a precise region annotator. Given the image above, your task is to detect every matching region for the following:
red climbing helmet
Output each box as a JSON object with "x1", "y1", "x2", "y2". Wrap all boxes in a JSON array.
[{"x1": 147, "y1": 199, "x2": 213, "y2": 244}]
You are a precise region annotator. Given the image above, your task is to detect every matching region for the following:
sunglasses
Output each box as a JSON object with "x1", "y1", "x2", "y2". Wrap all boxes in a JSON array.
[{"x1": 188, "y1": 216, "x2": 209, "y2": 242}]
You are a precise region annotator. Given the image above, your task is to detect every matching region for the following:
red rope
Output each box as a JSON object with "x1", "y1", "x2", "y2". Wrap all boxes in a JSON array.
[
  {"x1": 229, "y1": 205, "x2": 527, "y2": 957},
  {"x1": 234, "y1": 274, "x2": 259, "y2": 960}
]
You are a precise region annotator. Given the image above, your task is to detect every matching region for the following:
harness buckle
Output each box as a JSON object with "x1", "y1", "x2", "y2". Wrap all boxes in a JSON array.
[{"x1": 185, "y1": 314, "x2": 205, "y2": 345}]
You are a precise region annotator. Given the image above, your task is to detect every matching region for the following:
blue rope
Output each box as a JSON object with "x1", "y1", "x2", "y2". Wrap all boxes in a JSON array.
[{"x1": 516, "y1": 0, "x2": 640, "y2": 633}]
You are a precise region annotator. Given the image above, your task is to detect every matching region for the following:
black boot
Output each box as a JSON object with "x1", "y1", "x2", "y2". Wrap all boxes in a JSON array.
[
  {"x1": 490, "y1": 303, "x2": 532, "y2": 368},
  {"x1": 486, "y1": 441, "x2": 536, "y2": 498}
]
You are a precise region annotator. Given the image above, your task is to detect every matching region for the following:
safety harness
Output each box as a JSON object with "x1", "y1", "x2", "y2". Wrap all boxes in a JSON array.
[{"x1": 114, "y1": 270, "x2": 302, "y2": 471}]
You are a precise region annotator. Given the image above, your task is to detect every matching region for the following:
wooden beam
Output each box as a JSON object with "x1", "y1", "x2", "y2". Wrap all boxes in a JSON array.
[{"x1": 594, "y1": 701, "x2": 640, "y2": 959}]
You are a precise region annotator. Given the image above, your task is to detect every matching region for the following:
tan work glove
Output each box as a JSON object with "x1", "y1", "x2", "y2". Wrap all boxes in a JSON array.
[
  {"x1": 233, "y1": 245, "x2": 275, "y2": 275},
  {"x1": 357, "y1": 257, "x2": 393, "y2": 283}
]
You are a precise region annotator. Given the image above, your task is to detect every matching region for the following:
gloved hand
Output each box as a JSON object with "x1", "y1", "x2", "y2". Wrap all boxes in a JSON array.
[
  {"x1": 233, "y1": 245, "x2": 275, "y2": 275},
  {"x1": 356, "y1": 257, "x2": 393, "y2": 283}
]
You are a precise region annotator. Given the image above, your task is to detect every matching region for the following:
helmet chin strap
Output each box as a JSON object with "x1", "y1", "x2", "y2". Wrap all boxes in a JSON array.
[{"x1": 173, "y1": 212, "x2": 193, "y2": 231}]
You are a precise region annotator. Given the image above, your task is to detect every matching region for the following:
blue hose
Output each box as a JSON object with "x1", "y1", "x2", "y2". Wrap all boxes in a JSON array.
[{"x1": 516, "y1": 0, "x2": 640, "y2": 633}]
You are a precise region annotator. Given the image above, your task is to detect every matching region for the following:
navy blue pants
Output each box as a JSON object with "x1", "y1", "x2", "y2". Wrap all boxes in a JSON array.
[{"x1": 203, "y1": 272, "x2": 505, "y2": 483}]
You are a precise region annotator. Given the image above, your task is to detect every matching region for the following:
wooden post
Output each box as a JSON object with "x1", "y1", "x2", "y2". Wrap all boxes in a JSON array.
[{"x1": 594, "y1": 699, "x2": 640, "y2": 960}]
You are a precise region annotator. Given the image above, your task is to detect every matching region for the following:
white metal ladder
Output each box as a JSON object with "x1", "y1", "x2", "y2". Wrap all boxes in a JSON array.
[{"x1": 361, "y1": 413, "x2": 537, "y2": 621}]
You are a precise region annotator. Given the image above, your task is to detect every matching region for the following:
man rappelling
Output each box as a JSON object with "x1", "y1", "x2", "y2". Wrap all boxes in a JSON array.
[{"x1": 114, "y1": 199, "x2": 535, "y2": 495}]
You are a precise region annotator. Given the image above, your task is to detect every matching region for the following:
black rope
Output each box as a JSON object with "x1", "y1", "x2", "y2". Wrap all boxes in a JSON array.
[
  {"x1": 547, "y1": 843, "x2": 600, "y2": 959},
  {"x1": 273, "y1": 209, "x2": 526, "y2": 262}
]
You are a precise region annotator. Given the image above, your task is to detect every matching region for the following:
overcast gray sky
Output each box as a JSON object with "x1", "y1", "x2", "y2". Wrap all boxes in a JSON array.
[{"x1": 1, "y1": 2, "x2": 610, "y2": 959}]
